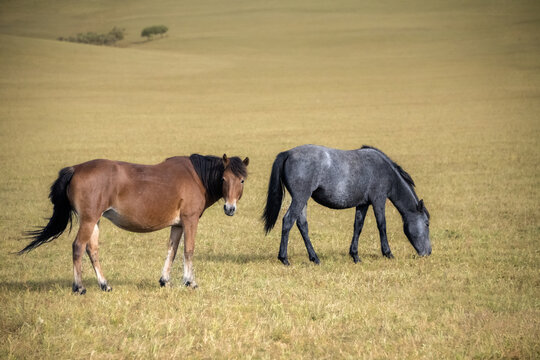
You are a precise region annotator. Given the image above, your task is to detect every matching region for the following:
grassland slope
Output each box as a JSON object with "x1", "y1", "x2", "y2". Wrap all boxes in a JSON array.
[{"x1": 1, "y1": 0, "x2": 539, "y2": 359}]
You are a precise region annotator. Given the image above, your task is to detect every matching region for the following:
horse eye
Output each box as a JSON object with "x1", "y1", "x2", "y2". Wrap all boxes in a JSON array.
[{"x1": 241, "y1": 179, "x2": 245, "y2": 184}]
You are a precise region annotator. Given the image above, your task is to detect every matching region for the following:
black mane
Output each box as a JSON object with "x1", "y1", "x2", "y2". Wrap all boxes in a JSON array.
[
  {"x1": 360, "y1": 145, "x2": 416, "y2": 188},
  {"x1": 189, "y1": 154, "x2": 247, "y2": 203},
  {"x1": 360, "y1": 145, "x2": 430, "y2": 218}
]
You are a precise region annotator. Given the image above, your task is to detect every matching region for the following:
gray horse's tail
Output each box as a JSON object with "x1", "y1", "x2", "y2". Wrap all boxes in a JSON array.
[
  {"x1": 262, "y1": 151, "x2": 288, "y2": 234},
  {"x1": 19, "y1": 167, "x2": 75, "y2": 254}
]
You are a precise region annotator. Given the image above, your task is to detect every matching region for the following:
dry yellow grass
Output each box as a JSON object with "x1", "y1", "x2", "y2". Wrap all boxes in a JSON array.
[{"x1": 1, "y1": 0, "x2": 539, "y2": 358}]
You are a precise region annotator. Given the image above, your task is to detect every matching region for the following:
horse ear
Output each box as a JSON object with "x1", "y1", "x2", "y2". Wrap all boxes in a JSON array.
[
  {"x1": 222, "y1": 154, "x2": 229, "y2": 166},
  {"x1": 417, "y1": 199, "x2": 424, "y2": 212},
  {"x1": 243, "y1": 157, "x2": 250, "y2": 166}
]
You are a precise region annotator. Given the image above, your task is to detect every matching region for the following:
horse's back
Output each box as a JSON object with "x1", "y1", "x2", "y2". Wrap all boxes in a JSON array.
[
  {"x1": 70, "y1": 156, "x2": 196, "y2": 188},
  {"x1": 284, "y1": 145, "x2": 396, "y2": 209}
]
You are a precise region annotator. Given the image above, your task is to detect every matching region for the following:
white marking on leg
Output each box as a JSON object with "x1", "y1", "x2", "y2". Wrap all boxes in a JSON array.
[
  {"x1": 89, "y1": 224, "x2": 108, "y2": 288},
  {"x1": 161, "y1": 247, "x2": 174, "y2": 283},
  {"x1": 161, "y1": 226, "x2": 182, "y2": 285},
  {"x1": 73, "y1": 266, "x2": 82, "y2": 286},
  {"x1": 183, "y1": 253, "x2": 193, "y2": 284},
  {"x1": 96, "y1": 271, "x2": 106, "y2": 286}
]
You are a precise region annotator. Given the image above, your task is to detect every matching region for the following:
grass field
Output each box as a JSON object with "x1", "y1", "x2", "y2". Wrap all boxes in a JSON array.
[{"x1": 1, "y1": 0, "x2": 539, "y2": 358}]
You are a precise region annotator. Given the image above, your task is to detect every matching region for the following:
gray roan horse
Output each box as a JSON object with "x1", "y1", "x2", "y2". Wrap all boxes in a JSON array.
[
  {"x1": 262, "y1": 145, "x2": 431, "y2": 265},
  {"x1": 20, "y1": 154, "x2": 249, "y2": 294}
]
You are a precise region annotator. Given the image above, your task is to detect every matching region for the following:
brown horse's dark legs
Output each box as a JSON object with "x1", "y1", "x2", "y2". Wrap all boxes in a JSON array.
[
  {"x1": 86, "y1": 223, "x2": 111, "y2": 291},
  {"x1": 160, "y1": 226, "x2": 183, "y2": 287},
  {"x1": 72, "y1": 221, "x2": 96, "y2": 294},
  {"x1": 182, "y1": 217, "x2": 198, "y2": 288},
  {"x1": 72, "y1": 238, "x2": 85, "y2": 294}
]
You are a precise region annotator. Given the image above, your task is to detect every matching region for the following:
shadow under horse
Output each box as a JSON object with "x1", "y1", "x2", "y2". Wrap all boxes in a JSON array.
[
  {"x1": 20, "y1": 153, "x2": 249, "y2": 294},
  {"x1": 262, "y1": 145, "x2": 431, "y2": 265}
]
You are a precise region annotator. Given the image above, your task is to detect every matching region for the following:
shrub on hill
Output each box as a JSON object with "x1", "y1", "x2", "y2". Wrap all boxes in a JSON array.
[
  {"x1": 141, "y1": 25, "x2": 168, "y2": 40},
  {"x1": 58, "y1": 27, "x2": 125, "y2": 46}
]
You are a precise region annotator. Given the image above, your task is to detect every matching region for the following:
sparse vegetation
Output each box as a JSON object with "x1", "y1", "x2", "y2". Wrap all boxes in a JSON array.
[
  {"x1": 58, "y1": 27, "x2": 124, "y2": 46},
  {"x1": 141, "y1": 25, "x2": 168, "y2": 40},
  {"x1": 0, "y1": 0, "x2": 539, "y2": 359}
]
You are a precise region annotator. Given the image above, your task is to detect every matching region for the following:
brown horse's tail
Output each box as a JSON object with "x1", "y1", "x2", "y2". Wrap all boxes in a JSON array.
[
  {"x1": 262, "y1": 151, "x2": 288, "y2": 234},
  {"x1": 19, "y1": 167, "x2": 75, "y2": 254}
]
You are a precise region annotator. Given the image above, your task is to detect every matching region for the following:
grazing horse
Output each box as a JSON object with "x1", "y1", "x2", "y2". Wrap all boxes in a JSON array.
[
  {"x1": 20, "y1": 154, "x2": 249, "y2": 293},
  {"x1": 262, "y1": 145, "x2": 431, "y2": 265}
]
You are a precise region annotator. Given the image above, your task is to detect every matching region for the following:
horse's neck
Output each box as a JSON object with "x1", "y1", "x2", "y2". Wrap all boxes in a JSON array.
[
  {"x1": 389, "y1": 176, "x2": 418, "y2": 219},
  {"x1": 206, "y1": 173, "x2": 224, "y2": 205}
]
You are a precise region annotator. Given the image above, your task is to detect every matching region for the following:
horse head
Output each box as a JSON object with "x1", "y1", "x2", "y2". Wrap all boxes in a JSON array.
[
  {"x1": 403, "y1": 199, "x2": 432, "y2": 256},
  {"x1": 221, "y1": 154, "x2": 249, "y2": 216}
]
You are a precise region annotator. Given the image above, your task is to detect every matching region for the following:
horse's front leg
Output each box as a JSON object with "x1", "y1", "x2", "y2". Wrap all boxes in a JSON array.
[
  {"x1": 372, "y1": 200, "x2": 394, "y2": 258},
  {"x1": 181, "y1": 216, "x2": 198, "y2": 288},
  {"x1": 349, "y1": 204, "x2": 369, "y2": 263},
  {"x1": 159, "y1": 226, "x2": 183, "y2": 287}
]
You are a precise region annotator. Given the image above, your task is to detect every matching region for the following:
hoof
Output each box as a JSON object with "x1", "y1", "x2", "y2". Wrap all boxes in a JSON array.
[
  {"x1": 100, "y1": 283, "x2": 112, "y2": 292},
  {"x1": 310, "y1": 257, "x2": 320, "y2": 265},
  {"x1": 383, "y1": 252, "x2": 394, "y2": 259},
  {"x1": 418, "y1": 250, "x2": 431, "y2": 257},
  {"x1": 350, "y1": 253, "x2": 361, "y2": 263},
  {"x1": 159, "y1": 277, "x2": 168, "y2": 287},
  {"x1": 278, "y1": 256, "x2": 290, "y2": 266},
  {"x1": 72, "y1": 284, "x2": 86, "y2": 295},
  {"x1": 184, "y1": 281, "x2": 198, "y2": 289}
]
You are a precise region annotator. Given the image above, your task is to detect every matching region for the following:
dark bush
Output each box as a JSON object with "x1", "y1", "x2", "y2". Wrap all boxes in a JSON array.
[
  {"x1": 58, "y1": 27, "x2": 125, "y2": 46},
  {"x1": 141, "y1": 25, "x2": 168, "y2": 40}
]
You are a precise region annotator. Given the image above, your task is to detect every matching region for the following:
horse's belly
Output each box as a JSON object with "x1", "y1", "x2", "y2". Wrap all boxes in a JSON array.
[
  {"x1": 102, "y1": 208, "x2": 179, "y2": 232},
  {"x1": 311, "y1": 187, "x2": 365, "y2": 210}
]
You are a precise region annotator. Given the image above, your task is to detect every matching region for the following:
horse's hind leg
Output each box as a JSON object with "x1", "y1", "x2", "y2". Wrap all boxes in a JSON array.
[
  {"x1": 349, "y1": 204, "x2": 369, "y2": 263},
  {"x1": 296, "y1": 205, "x2": 320, "y2": 264},
  {"x1": 86, "y1": 222, "x2": 111, "y2": 292},
  {"x1": 372, "y1": 200, "x2": 393, "y2": 259},
  {"x1": 159, "y1": 226, "x2": 183, "y2": 287},
  {"x1": 72, "y1": 220, "x2": 98, "y2": 294},
  {"x1": 279, "y1": 197, "x2": 308, "y2": 266}
]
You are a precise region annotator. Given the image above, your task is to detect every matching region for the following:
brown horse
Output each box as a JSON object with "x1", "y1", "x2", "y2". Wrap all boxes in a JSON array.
[{"x1": 20, "y1": 154, "x2": 249, "y2": 294}]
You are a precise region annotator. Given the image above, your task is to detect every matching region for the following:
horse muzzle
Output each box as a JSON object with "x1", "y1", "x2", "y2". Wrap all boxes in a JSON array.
[{"x1": 224, "y1": 204, "x2": 236, "y2": 216}]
